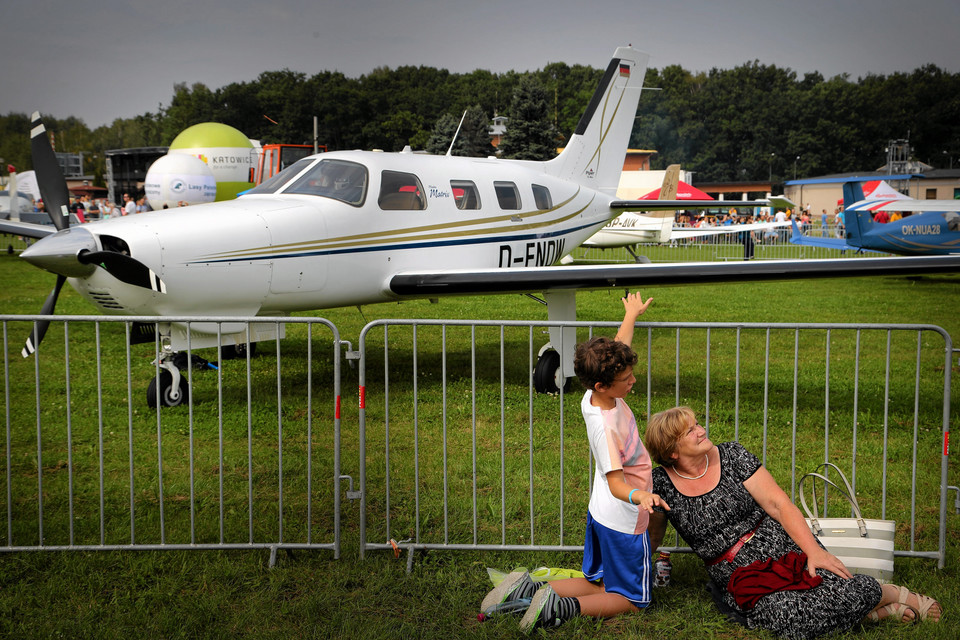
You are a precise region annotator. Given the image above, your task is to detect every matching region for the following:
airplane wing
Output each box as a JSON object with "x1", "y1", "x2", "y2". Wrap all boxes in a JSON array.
[
  {"x1": 610, "y1": 199, "x2": 771, "y2": 212},
  {"x1": 671, "y1": 221, "x2": 789, "y2": 240},
  {"x1": 870, "y1": 199, "x2": 960, "y2": 213},
  {"x1": 0, "y1": 219, "x2": 57, "y2": 239},
  {"x1": 786, "y1": 219, "x2": 882, "y2": 253},
  {"x1": 389, "y1": 254, "x2": 960, "y2": 296}
]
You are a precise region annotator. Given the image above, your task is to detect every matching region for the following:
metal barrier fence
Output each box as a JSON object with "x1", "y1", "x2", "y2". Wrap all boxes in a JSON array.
[
  {"x1": 357, "y1": 319, "x2": 952, "y2": 570},
  {"x1": 1, "y1": 313, "x2": 954, "y2": 572},
  {"x1": 1, "y1": 233, "x2": 31, "y2": 254},
  {"x1": 0, "y1": 315, "x2": 344, "y2": 564},
  {"x1": 568, "y1": 233, "x2": 879, "y2": 264}
]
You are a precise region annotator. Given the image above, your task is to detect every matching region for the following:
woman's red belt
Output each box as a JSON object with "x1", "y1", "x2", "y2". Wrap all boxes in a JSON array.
[{"x1": 706, "y1": 516, "x2": 765, "y2": 566}]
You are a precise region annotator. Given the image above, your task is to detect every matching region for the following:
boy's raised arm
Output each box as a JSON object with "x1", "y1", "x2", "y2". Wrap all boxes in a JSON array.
[{"x1": 614, "y1": 292, "x2": 653, "y2": 348}]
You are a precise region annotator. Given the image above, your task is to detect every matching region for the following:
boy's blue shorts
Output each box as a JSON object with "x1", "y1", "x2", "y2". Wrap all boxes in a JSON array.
[{"x1": 581, "y1": 511, "x2": 652, "y2": 607}]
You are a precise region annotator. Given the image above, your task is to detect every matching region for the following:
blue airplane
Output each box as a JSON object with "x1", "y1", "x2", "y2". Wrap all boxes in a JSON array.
[{"x1": 790, "y1": 181, "x2": 960, "y2": 255}]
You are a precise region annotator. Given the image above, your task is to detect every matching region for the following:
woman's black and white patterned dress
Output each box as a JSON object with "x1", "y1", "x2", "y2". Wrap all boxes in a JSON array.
[{"x1": 652, "y1": 442, "x2": 881, "y2": 639}]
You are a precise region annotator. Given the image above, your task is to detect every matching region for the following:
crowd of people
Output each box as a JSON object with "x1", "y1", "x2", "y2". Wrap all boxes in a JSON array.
[
  {"x1": 481, "y1": 293, "x2": 943, "y2": 638},
  {"x1": 28, "y1": 192, "x2": 190, "y2": 221},
  {"x1": 673, "y1": 202, "x2": 902, "y2": 249}
]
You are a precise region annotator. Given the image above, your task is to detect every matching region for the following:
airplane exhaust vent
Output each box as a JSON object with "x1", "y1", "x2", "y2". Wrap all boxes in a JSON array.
[{"x1": 88, "y1": 290, "x2": 125, "y2": 310}]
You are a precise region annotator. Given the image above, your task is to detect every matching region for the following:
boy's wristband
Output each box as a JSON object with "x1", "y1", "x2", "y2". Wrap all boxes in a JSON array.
[{"x1": 628, "y1": 489, "x2": 639, "y2": 505}]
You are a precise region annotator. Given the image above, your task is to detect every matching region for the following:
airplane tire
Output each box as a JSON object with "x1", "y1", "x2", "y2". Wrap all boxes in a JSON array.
[
  {"x1": 533, "y1": 350, "x2": 571, "y2": 394},
  {"x1": 220, "y1": 342, "x2": 257, "y2": 361},
  {"x1": 146, "y1": 371, "x2": 189, "y2": 408}
]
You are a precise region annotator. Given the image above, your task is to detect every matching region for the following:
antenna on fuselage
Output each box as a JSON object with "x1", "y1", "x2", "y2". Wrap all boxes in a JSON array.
[{"x1": 446, "y1": 110, "x2": 468, "y2": 157}]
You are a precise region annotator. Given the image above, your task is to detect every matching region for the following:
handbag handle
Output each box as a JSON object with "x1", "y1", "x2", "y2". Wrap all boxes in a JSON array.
[{"x1": 799, "y1": 462, "x2": 867, "y2": 537}]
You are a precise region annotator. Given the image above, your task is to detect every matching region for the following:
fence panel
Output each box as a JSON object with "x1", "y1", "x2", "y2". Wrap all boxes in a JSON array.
[
  {"x1": 357, "y1": 320, "x2": 952, "y2": 570},
  {"x1": 1, "y1": 233, "x2": 31, "y2": 255},
  {"x1": 0, "y1": 315, "x2": 343, "y2": 562},
  {"x1": 567, "y1": 232, "x2": 880, "y2": 264}
]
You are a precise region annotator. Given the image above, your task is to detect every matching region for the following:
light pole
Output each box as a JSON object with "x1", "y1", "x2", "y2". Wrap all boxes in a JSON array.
[
  {"x1": 769, "y1": 153, "x2": 775, "y2": 182},
  {"x1": 794, "y1": 155, "x2": 800, "y2": 180}
]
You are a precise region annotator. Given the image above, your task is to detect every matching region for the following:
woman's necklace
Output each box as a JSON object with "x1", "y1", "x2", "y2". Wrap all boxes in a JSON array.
[{"x1": 672, "y1": 453, "x2": 709, "y2": 480}]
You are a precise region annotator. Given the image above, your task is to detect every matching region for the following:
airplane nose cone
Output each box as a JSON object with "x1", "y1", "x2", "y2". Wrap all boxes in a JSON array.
[{"x1": 21, "y1": 226, "x2": 98, "y2": 278}]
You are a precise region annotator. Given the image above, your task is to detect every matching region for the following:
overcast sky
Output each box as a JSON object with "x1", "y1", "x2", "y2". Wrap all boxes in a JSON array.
[{"x1": 4, "y1": 0, "x2": 959, "y2": 130}]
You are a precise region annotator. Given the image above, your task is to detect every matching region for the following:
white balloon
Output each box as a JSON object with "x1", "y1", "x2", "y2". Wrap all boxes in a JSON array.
[{"x1": 144, "y1": 154, "x2": 218, "y2": 210}]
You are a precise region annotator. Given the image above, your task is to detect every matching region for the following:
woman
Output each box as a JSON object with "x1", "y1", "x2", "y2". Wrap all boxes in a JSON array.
[{"x1": 645, "y1": 406, "x2": 941, "y2": 639}]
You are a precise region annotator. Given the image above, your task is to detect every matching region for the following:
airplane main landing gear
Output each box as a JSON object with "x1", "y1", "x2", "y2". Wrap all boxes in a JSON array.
[
  {"x1": 533, "y1": 349, "x2": 572, "y2": 395},
  {"x1": 220, "y1": 341, "x2": 257, "y2": 360}
]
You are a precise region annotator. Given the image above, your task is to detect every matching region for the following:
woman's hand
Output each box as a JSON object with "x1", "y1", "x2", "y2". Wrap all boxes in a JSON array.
[
  {"x1": 744, "y1": 465, "x2": 854, "y2": 578},
  {"x1": 804, "y1": 547, "x2": 853, "y2": 579}
]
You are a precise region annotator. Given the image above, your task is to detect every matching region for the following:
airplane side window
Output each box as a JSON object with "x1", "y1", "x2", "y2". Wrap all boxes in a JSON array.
[
  {"x1": 285, "y1": 159, "x2": 368, "y2": 205},
  {"x1": 495, "y1": 181, "x2": 521, "y2": 210},
  {"x1": 532, "y1": 184, "x2": 553, "y2": 210},
  {"x1": 451, "y1": 180, "x2": 480, "y2": 210},
  {"x1": 379, "y1": 171, "x2": 426, "y2": 210}
]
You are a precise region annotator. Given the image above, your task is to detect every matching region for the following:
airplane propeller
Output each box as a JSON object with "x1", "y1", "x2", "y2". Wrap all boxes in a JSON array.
[
  {"x1": 19, "y1": 112, "x2": 167, "y2": 357},
  {"x1": 22, "y1": 275, "x2": 66, "y2": 358},
  {"x1": 30, "y1": 112, "x2": 71, "y2": 231}
]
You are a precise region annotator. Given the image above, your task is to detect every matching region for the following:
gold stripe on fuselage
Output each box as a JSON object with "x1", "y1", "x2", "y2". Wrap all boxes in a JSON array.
[{"x1": 198, "y1": 189, "x2": 590, "y2": 260}]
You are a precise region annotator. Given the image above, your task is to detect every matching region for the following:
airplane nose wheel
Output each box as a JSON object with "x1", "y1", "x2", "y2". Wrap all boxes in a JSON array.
[{"x1": 147, "y1": 369, "x2": 190, "y2": 408}]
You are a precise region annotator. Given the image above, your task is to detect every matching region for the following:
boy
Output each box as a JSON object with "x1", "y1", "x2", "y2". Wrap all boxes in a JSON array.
[{"x1": 480, "y1": 292, "x2": 669, "y2": 632}]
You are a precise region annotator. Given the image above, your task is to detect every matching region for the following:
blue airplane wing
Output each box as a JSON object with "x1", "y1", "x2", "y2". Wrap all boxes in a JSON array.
[{"x1": 787, "y1": 219, "x2": 882, "y2": 254}]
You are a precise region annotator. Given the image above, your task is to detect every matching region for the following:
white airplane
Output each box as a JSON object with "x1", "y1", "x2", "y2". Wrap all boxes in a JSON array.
[
  {"x1": 576, "y1": 165, "x2": 795, "y2": 261},
  {"x1": 4, "y1": 46, "x2": 959, "y2": 405}
]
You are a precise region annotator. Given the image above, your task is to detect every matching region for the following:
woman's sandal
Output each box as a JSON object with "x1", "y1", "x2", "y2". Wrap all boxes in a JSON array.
[
  {"x1": 896, "y1": 585, "x2": 942, "y2": 621},
  {"x1": 866, "y1": 603, "x2": 919, "y2": 624}
]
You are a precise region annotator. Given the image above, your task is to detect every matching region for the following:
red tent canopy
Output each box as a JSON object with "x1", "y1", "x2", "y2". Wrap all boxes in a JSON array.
[
  {"x1": 69, "y1": 185, "x2": 108, "y2": 197},
  {"x1": 638, "y1": 180, "x2": 713, "y2": 200}
]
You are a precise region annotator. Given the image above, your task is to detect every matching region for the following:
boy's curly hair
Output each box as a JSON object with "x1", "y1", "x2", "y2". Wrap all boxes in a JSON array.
[{"x1": 573, "y1": 337, "x2": 638, "y2": 390}]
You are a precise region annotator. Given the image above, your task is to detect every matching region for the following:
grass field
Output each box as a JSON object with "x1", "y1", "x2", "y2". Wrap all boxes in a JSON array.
[{"x1": 0, "y1": 245, "x2": 958, "y2": 639}]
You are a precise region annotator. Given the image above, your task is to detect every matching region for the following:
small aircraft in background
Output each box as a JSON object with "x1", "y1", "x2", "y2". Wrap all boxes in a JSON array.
[
  {"x1": 577, "y1": 165, "x2": 793, "y2": 262},
  {"x1": 790, "y1": 180, "x2": 960, "y2": 255},
  {"x1": 4, "y1": 46, "x2": 959, "y2": 406}
]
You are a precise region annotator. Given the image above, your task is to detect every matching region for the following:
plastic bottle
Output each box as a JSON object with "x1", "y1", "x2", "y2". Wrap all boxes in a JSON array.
[{"x1": 654, "y1": 550, "x2": 672, "y2": 587}]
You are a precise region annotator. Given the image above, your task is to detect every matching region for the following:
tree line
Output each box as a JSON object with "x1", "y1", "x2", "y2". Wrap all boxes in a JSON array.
[{"x1": 2, "y1": 60, "x2": 958, "y2": 187}]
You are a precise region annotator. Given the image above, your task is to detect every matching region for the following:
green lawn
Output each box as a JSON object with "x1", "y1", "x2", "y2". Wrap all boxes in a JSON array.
[{"x1": 0, "y1": 247, "x2": 958, "y2": 639}]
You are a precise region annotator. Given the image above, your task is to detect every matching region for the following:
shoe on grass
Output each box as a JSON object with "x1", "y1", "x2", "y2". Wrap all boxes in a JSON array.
[
  {"x1": 480, "y1": 571, "x2": 535, "y2": 616},
  {"x1": 519, "y1": 584, "x2": 564, "y2": 632}
]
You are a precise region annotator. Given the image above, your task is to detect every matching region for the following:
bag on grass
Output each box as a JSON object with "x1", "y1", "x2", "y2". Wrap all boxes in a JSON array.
[
  {"x1": 798, "y1": 462, "x2": 895, "y2": 581},
  {"x1": 486, "y1": 566, "x2": 584, "y2": 587}
]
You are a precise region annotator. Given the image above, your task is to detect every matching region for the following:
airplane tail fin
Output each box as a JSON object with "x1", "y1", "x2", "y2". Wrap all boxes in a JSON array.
[
  {"x1": 842, "y1": 182, "x2": 871, "y2": 245},
  {"x1": 842, "y1": 182, "x2": 865, "y2": 209},
  {"x1": 546, "y1": 47, "x2": 649, "y2": 196},
  {"x1": 789, "y1": 218, "x2": 804, "y2": 244},
  {"x1": 655, "y1": 164, "x2": 680, "y2": 243},
  {"x1": 659, "y1": 164, "x2": 680, "y2": 199}
]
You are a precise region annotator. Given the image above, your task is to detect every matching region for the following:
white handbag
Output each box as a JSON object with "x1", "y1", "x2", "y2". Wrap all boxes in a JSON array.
[{"x1": 799, "y1": 462, "x2": 895, "y2": 581}]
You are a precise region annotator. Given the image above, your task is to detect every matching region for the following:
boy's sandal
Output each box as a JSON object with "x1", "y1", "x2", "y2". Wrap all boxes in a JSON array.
[
  {"x1": 866, "y1": 603, "x2": 919, "y2": 624},
  {"x1": 896, "y1": 585, "x2": 941, "y2": 621}
]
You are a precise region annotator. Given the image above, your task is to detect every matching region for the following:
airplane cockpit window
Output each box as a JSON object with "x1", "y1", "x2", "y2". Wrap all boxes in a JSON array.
[
  {"x1": 451, "y1": 180, "x2": 481, "y2": 210},
  {"x1": 246, "y1": 158, "x2": 314, "y2": 195},
  {"x1": 494, "y1": 182, "x2": 521, "y2": 210},
  {"x1": 532, "y1": 184, "x2": 553, "y2": 210},
  {"x1": 379, "y1": 171, "x2": 426, "y2": 210},
  {"x1": 285, "y1": 159, "x2": 368, "y2": 205}
]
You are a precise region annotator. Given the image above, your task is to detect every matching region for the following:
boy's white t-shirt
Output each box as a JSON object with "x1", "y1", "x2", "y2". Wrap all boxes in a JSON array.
[{"x1": 581, "y1": 390, "x2": 652, "y2": 535}]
